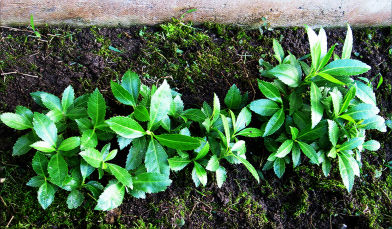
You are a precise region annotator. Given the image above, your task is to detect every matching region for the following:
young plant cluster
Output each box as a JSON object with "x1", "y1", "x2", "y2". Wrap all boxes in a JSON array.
[{"x1": 0, "y1": 25, "x2": 386, "y2": 211}]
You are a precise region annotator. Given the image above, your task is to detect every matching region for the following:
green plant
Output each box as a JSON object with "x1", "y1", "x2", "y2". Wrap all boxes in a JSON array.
[
  {"x1": 253, "y1": 25, "x2": 386, "y2": 191},
  {"x1": 30, "y1": 14, "x2": 41, "y2": 38}
]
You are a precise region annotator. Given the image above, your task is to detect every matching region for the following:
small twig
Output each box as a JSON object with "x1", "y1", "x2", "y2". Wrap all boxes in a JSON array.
[
  {"x1": 1, "y1": 72, "x2": 17, "y2": 76},
  {"x1": 6, "y1": 215, "x2": 14, "y2": 227},
  {"x1": 0, "y1": 195, "x2": 7, "y2": 207},
  {"x1": 0, "y1": 26, "x2": 33, "y2": 33},
  {"x1": 1, "y1": 72, "x2": 38, "y2": 78}
]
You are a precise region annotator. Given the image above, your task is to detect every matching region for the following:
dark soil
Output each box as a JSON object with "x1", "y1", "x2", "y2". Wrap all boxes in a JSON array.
[{"x1": 0, "y1": 22, "x2": 391, "y2": 228}]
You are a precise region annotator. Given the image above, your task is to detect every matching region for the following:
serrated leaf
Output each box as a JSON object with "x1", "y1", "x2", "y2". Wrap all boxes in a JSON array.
[
  {"x1": 67, "y1": 190, "x2": 84, "y2": 209},
  {"x1": 38, "y1": 182, "x2": 56, "y2": 209},
  {"x1": 149, "y1": 80, "x2": 172, "y2": 129},
  {"x1": 216, "y1": 166, "x2": 227, "y2": 188},
  {"x1": 212, "y1": 93, "x2": 221, "y2": 123},
  {"x1": 345, "y1": 103, "x2": 379, "y2": 120},
  {"x1": 80, "y1": 160, "x2": 95, "y2": 179},
  {"x1": 117, "y1": 136, "x2": 133, "y2": 150},
  {"x1": 338, "y1": 137, "x2": 364, "y2": 152},
  {"x1": 193, "y1": 161, "x2": 207, "y2": 186},
  {"x1": 363, "y1": 140, "x2": 380, "y2": 151},
  {"x1": 80, "y1": 148, "x2": 103, "y2": 168},
  {"x1": 30, "y1": 141, "x2": 56, "y2": 153},
  {"x1": 27, "y1": 176, "x2": 45, "y2": 187},
  {"x1": 292, "y1": 143, "x2": 301, "y2": 167},
  {"x1": 321, "y1": 59, "x2": 370, "y2": 76},
  {"x1": 273, "y1": 158, "x2": 285, "y2": 178},
  {"x1": 318, "y1": 44, "x2": 336, "y2": 70},
  {"x1": 85, "y1": 181, "x2": 104, "y2": 198},
  {"x1": 41, "y1": 93, "x2": 62, "y2": 112},
  {"x1": 155, "y1": 134, "x2": 201, "y2": 151},
  {"x1": 15, "y1": 106, "x2": 33, "y2": 122},
  {"x1": 48, "y1": 153, "x2": 68, "y2": 186},
  {"x1": 250, "y1": 99, "x2": 280, "y2": 116},
  {"x1": 95, "y1": 183, "x2": 125, "y2": 211},
  {"x1": 290, "y1": 126, "x2": 299, "y2": 140},
  {"x1": 342, "y1": 24, "x2": 353, "y2": 59},
  {"x1": 317, "y1": 72, "x2": 345, "y2": 85},
  {"x1": 338, "y1": 153, "x2": 355, "y2": 192},
  {"x1": 169, "y1": 95, "x2": 184, "y2": 117},
  {"x1": 145, "y1": 139, "x2": 169, "y2": 176},
  {"x1": 269, "y1": 64, "x2": 300, "y2": 87},
  {"x1": 275, "y1": 140, "x2": 294, "y2": 158},
  {"x1": 88, "y1": 89, "x2": 106, "y2": 126},
  {"x1": 224, "y1": 84, "x2": 242, "y2": 109},
  {"x1": 263, "y1": 108, "x2": 285, "y2": 137},
  {"x1": 257, "y1": 80, "x2": 282, "y2": 103},
  {"x1": 80, "y1": 129, "x2": 98, "y2": 149},
  {"x1": 340, "y1": 86, "x2": 356, "y2": 114},
  {"x1": 297, "y1": 141, "x2": 319, "y2": 164},
  {"x1": 126, "y1": 137, "x2": 146, "y2": 170},
  {"x1": 106, "y1": 116, "x2": 145, "y2": 139},
  {"x1": 273, "y1": 39, "x2": 284, "y2": 63},
  {"x1": 133, "y1": 172, "x2": 172, "y2": 193},
  {"x1": 330, "y1": 87, "x2": 343, "y2": 117},
  {"x1": 62, "y1": 86, "x2": 75, "y2": 112},
  {"x1": 235, "y1": 107, "x2": 251, "y2": 132},
  {"x1": 194, "y1": 141, "x2": 210, "y2": 160},
  {"x1": 289, "y1": 92, "x2": 302, "y2": 115},
  {"x1": 111, "y1": 81, "x2": 135, "y2": 106},
  {"x1": 32, "y1": 152, "x2": 49, "y2": 177},
  {"x1": 13, "y1": 133, "x2": 34, "y2": 156},
  {"x1": 58, "y1": 137, "x2": 80, "y2": 151},
  {"x1": 322, "y1": 157, "x2": 332, "y2": 177},
  {"x1": 355, "y1": 81, "x2": 376, "y2": 105},
  {"x1": 181, "y1": 109, "x2": 206, "y2": 122},
  {"x1": 310, "y1": 83, "x2": 323, "y2": 128},
  {"x1": 327, "y1": 120, "x2": 339, "y2": 146},
  {"x1": 361, "y1": 115, "x2": 386, "y2": 132},
  {"x1": 121, "y1": 70, "x2": 140, "y2": 103},
  {"x1": 107, "y1": 163, "x2": 133, "y2": 188},
  {"x1": 232, "y1": 154, "x2": 260, "y2": 182},
  {"x1": 168, "y1": 156, "x2": 191, "y2": 171},
  {"x1": 206, "y1": 155, "x2": 220, "y2": 172},
  {"x1": 236, "y1": 128, "x2": 263, "y2": 137},
  {"x1": 1, "y1": 112, "x2": 33, "y2": 130}
]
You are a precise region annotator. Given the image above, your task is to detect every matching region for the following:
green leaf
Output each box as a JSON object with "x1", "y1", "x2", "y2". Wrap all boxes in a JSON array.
[
  {"x1": 235, "y1": 107, "x2": 251, "y2": 132},
  {"x1": 58, "y1": 137, "x2": 80, "y2": 151},
  {"x1": 273, "y1": 39, "x2": 284, "y2": 63},
  {"x1": 95, "y1": 183, "x2": 125, "y2": 211},
  {"x1": 32, "y1": 152, "x2": 49, "y2": 177},
  {"x1": 338, "y1": 153, "x2": 355, "y2": 192},
  {"x1": 289, "y1": 92, "x2": 303, "y2": 115},
  {"x1": 317, "y1": 72, "x2": 345, "y2": 85},
  {"x1": 257, "y1": 80, "x2": 282, "y2": 103},
  {"x1": 80, "y1": 160, "x2": 95, "y2": 179},
  {"x1": 310, "y1": 82, "x2": 324, "y2": 128},
  {"x1": 169, "y1": 95, "x2": 184, "y2": 117},
  {"x1": 30, "y1": 141, "x2": 56, "y2": 153},
  {"x1": 327, "y1": 120, "x2": 339, "y2": 146},
  {"x1": 13, "y1": 133, "x2": 34, "y2": 156},
  {"x1": 62, "y1": 86, "x2": 75, "y2": 112},
  {"x1": 126, "y1": 137, "x2": 146, "y2": 170},
  {"x1": 111, "y1": 81, "x2": 135, "y2": 106},
  {"x1": 168, "y1": 156, "x2": 191, "y2": 171},
  {"x1": 80, "y1": 129, "x2": 98, "y2": 149},
  {"x1": 232, "y1": 154, "x2": 260, "y2": 182},
  {"x1": 297, "y1": 121, "x2": 327, "y2": 141},
  {"x1": 194, "y1": 161, "x2": 207, "y2": 186},
  {"x1": 263, "y1": 108, "x2": 285, "y2": 137},
  {"x1": 133, "y1": 172, "x2": 172, "y2": 193},
  {"x1": 342, "y1": 24, "x2": 353, "y2": 59},
  {"x1": 38, "y1": 182, "x2": 56, "y2": 209},
  {"x1": 345, "y1": 103, "x2": 379, "y2": 120},
  {"x1": 121, "y1": 70, "x2": 140, "y2": 103},
  {"x1": 106, "y1": 116, "x2": 145, "y2": 139},
  {"x1": 67, "y1": 190, "x2": 84, "y2": 209},
  {"x1": 269, "y1": 64, "x2": 300, "y2": 87},
  {"x1": 41, "y1": 93, "x2": 62, "y2": 112},
  {"x1": 339, "y1": 86, "x2": 356, "y2": 114},
  {"x1": 330, "y1": 87, "x2": 343, "y2": 117},
  {"x1": 318, "y1": 44, "x2": 336, "y2": 70},
  {"x1": 297, "y1": 141, "x2": 319, "y2": 164},
  {"x1": 85, "y1": 181, "x2": 104, "y2": 198},
  {"x1": 27, "y1": 176, "x2": 45, "y2": 187},
  {"x1": 224, "y1": 84, "x2": 242, "y2": 109},
  {"x1": 194, "y1": 141, "x2": 210, "y2": 160},
  {"x1": 155, "y1": 134, "x2": 201, "y2": 150},
  {"x1": 290, "y1": 126, "x2": 299, "y2": 140},
  {"x1": 322, "y1": 157, "x2": 332, "y2": 177},
  {"x1": 15, "y1": 106, "x2": 33, "y2": 122},
  {"x1": 292, "y1": 143, "x2": 301, "y2": 167},
  {"x1": 88, "y1": 89, "x2": 106, "y2": 126},
  {"x1": 249, "y1": 99, "x2": 280, "y2": 116},
  {"x1": 363, "y1": 140, "x2": 380, "y2": 151},
  {"x1": 181, "y1": 109, "x2": 206, "y2": 122},
  {"x1": 149, "y1": 80, "x2": 172, "y2": 129},
  {"x1": 1, "y1": 112, "x2": 32, "y2": 130},
  {"x1": 275, "y1": 140, "x2": 294, "y2": 158},
  {"x1": 118, "y1": 136, "x2": 133, "y2": 150},
  {"x1": 355, "y1": 81, "x2": 376, "y2": 105},
  {"x1": 216, "y1": 166, "x2": 227, "y2": 188},
  {"x1": 107, "y1": 163, "x2": 133, "y2": 188},
  {"x1": 273, "y1": 158, "x2": 285, "y2": 178},
  {"x1": 236, "y1": 128, "x2": 263, "y2": 137},
  {"x1": 206, "y1": 155, "x2": 220, "y2": 172},
  {"x1": 361, "y1": 115, "x2": 386, "y2": 132},
  {"x1": 80, "y1": 148, "x2": 103, "y2": 168},
  {"x1": 145, "y1": 139, "x2": 169, "y2": 176},
  {"x1": 321, "y1": 59, "x2": 370, "y2": 76},
  {"x1": 210, "y1": 94, "x2": 220, "y2": 125},
  {"x1": 48, "y1": 153, "x2": 68, "y2": 186},
  {"x1": 338, "y1": 137, "x2": 364, "y2": 152},
  {"x1": 221, "y1": 114, "x2": 231, "y2": 146}
]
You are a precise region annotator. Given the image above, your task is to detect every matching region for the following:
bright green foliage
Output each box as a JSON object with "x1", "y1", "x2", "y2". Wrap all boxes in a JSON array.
[{"x1": 256, "y1": 24, "x2": 386, "y2": 192}]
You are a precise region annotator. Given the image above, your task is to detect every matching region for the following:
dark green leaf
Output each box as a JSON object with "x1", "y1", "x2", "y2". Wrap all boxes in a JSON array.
[
  {"x1": 297, "y1": 141, "x2": 319, "y2": 164},
  {"x1": 12, "y1": 133, "x2": 34, "y2": 156},
  {"x1": 249, "y1": 99, "x2": 280, "y2": 116},
  {"x1": 38, "y1": 182, "x2": 56, "y2": 209},
  {"x1": 111, "y1": 81, "x2": 135, "y2": 106},
  {"x1": 273, "y1": 158, "x2": 285, "y2": 178},
  {"x1": 80, "y1": 148, "x2": 103, "y2": 168},
  {"x1": 80, "y1": 160, "x2": 95, "y2": 180},
  {"x1": 67, "y1": 190, "x2": 84, "y2": 209},
  {"x1": 107, "y1": 163, "x2": 133, "y2": 188},
  {"x1": 58, "y1": 137, "x2": 80, "y2": 151},
  {"x1": 292, "y1": 143, "x2": 301, "y2": 167},
  {"x1": 263, "y1": 108, "x2": 285, "y2": 137},
  {"x1": 310, "y1": 82, "x2": 324, "y2": 128},
  {"x1": 27, "y1": 176, "x2": 45, "y2": 187},
  {"x1": 32, "y1": 152, "x2": 49, "y2": 177},
  {"x1": 106, "y1": 116, "x2": 145, "y2": 139},
  {"x1": 236, "y1": 128, "x2": 263, "y2": 137},
  {"x1": 257, "y1": 80, "x2": 282, "y2": 103},
  {"x1": 48, "y1": 153, "x2": 68, "y2": 186},
  {"x1": 133, "y1": 172, "x2": 172, "y2": 193},
  {"x1": 224, "y1": 84, "x2": 242, "y2": 109},
  {"x1": 145, "y1": 139, "x2": 169, "y2": 176},
  {"x1": 290, "y1": 126, "x2": 299, "y2": 140},
  {"x1": 289, "y1": 92, "x2": 303, "y2": 115},
  {"x1": 168, "y1": 156, "x2": 191, "y2": 171},
  {"x1": 88, "y1": 89, "x2": 106, "y2": 126},
  {"x1": 121, "y1": 70, "x2": 140, "y2": 103},
  {"x1": 181, "y1": 109, "x2": 206, "y2": 122},
  {"x1": 269, "y1": 64, "x2": 300, "y2": 87},
  {"x1": 126, "y1": 137, "x2": 146, "y2": 170},
  {"x1": 155, "y1": 134, "x2": 201, "y2": 150}
]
